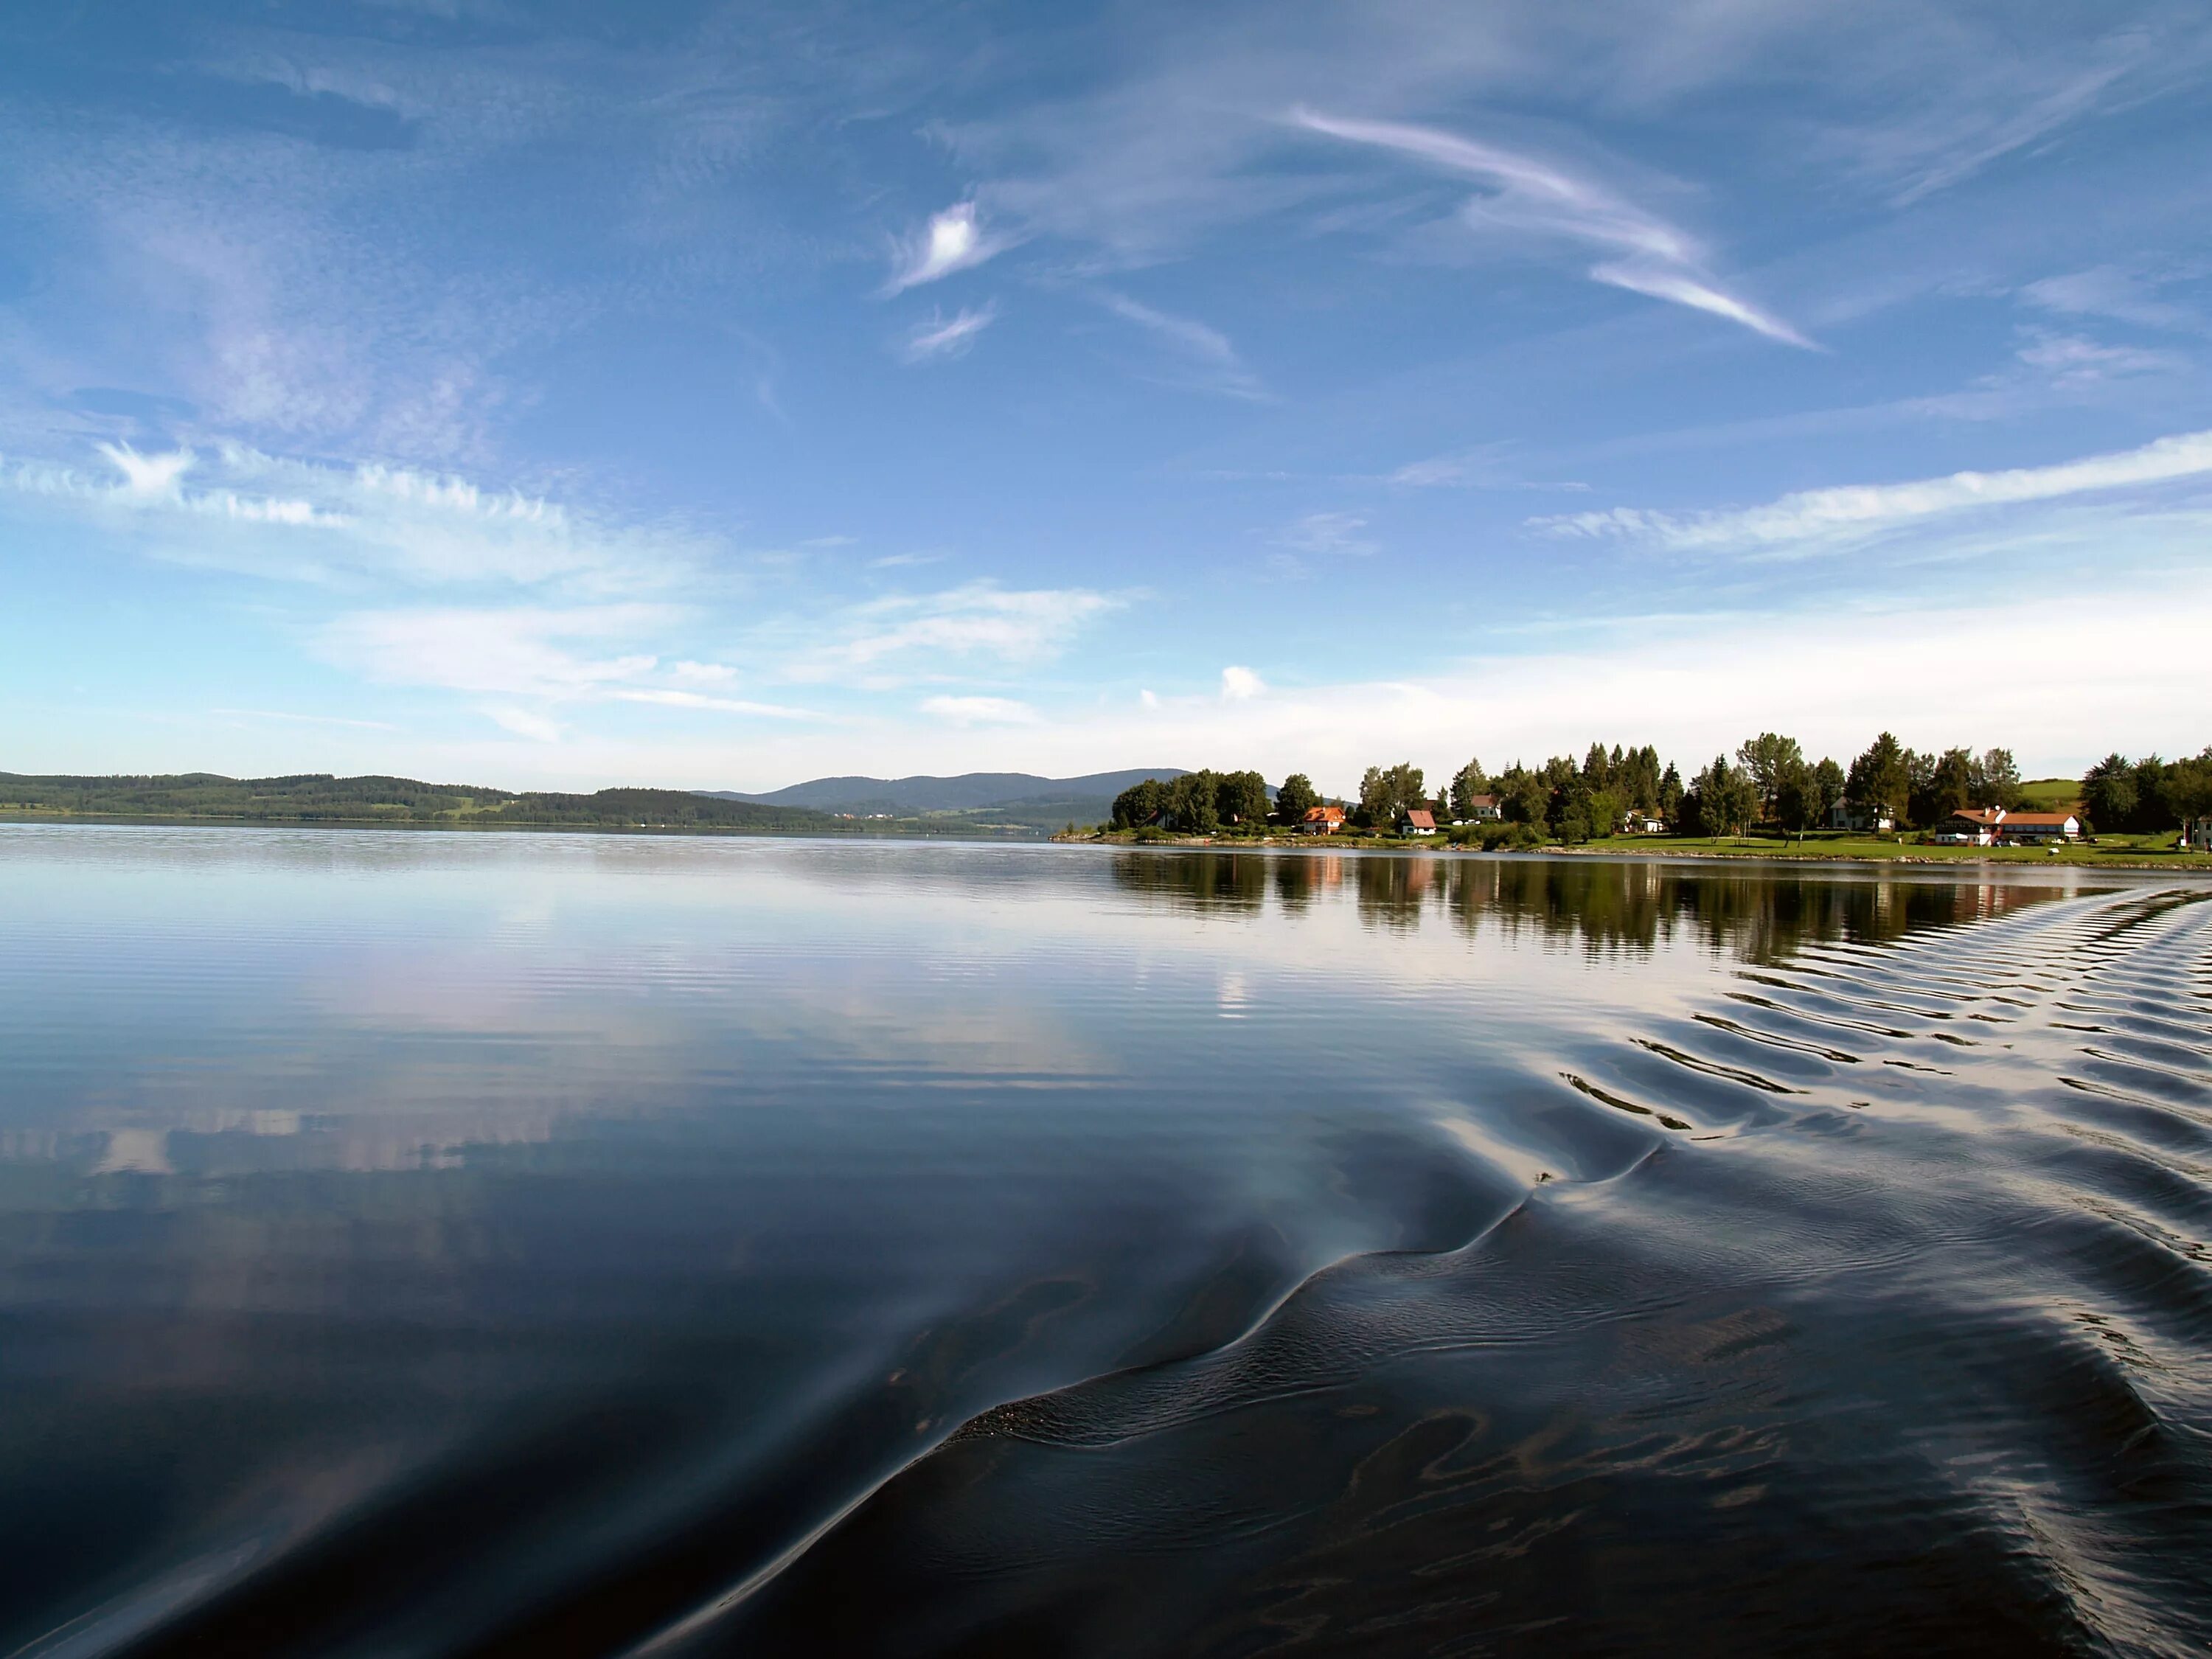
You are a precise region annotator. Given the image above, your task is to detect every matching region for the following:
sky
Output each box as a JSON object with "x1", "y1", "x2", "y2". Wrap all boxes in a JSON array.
[{"x1": 2, "y1": 0, "x2": 2209, "y2": 796}]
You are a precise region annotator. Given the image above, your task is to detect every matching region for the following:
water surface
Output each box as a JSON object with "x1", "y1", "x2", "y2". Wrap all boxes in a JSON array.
[{"x1": 1, "y1": 827, "x2": 2207, "y2": 1657}]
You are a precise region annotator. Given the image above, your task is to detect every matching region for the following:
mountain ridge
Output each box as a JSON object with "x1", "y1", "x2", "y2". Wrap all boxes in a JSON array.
[{"x1": 701, "y1": 768, "x2": 1188, "y2": 816}]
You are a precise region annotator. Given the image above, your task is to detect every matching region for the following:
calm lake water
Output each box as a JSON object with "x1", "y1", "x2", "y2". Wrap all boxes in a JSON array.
[{"x1": 2, "y1": 825, "x2": 2208, "y2": 1658}]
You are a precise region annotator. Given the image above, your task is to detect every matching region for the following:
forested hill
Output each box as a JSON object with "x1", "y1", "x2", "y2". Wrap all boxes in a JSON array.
[
  {"x1": 706, "y1": 767, "x2": 1186, "y2": 815},
  {"x1": 0, "y1": 772, "x2": 839, "y2": 832}
]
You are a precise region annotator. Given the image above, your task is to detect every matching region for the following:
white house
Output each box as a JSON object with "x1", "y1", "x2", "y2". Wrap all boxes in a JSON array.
[
  {"x1": 1457, "y1": 793, "x2": 1503, "y2": 823},
  {"x1": 1938, "y1": 807, "x2": 2080, "y2": 844},
  {"x1": 1830, "y1": 801, "x2": 1895, "y2": 832}
]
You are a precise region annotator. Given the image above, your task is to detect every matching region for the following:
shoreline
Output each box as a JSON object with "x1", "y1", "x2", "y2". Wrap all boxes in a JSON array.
[
  {"x1": 7, "y1": 814, "x2": 2210, "y2": 875},
  {"x1": 1054, "y1": 827, "x2": 2212, "y2": 874}
]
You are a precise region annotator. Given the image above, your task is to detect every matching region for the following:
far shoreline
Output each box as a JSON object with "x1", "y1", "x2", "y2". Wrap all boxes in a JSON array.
[{"x1": 9, "y1": 811, "x2": 2212, "y2": 877}]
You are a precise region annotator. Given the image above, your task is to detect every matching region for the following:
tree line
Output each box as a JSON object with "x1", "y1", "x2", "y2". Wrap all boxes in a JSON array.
[
  {"x1": 1105, "y1": 734, "x2": 2212, "y2": 841},
  {"x1": 0, "y1": 772, "x2": 840, "y2": 832}
]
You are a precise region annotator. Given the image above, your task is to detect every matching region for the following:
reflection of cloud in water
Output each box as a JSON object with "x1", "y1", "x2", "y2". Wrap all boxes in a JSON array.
[{"x1": 0, "y1": 829, "x2": 2122, "y2": 1183}]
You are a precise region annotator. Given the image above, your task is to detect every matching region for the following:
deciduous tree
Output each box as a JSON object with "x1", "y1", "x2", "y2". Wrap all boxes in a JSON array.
[
  {"x1": 1448, "y1": 758, "x2": 1489, "y2": 821},
  {"x1": 1736, "y1": 732, "x2": 1804, "y2": 822}
]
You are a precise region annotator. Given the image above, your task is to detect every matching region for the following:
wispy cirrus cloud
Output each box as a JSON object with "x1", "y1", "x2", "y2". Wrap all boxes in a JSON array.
[
  {"x1": 886, "y1": 201, "x2": 1012, "y2": 293},
  {"x1": 2020, "y1": 266, "x2": 2208, "y2": 335},
  {"x1": 316, "y1": 605, "x2": 824, "y2": 737},
  {"x1": 1, "y1": 441, "x2": 701, "y2": 589},
  {"x1": 1279, "y1": 511, "x2": 1377, "y2": 556},
  {"x1": 901, "y1": 303, "x2": 999, "y2": 364},
  {"x1": 1096, "y1": 291, "x2": 1266, "y2": 400},
  {"x1": 1291, "y1": 109, "x2": 1813, "y2": 349},
  {"x1": 919, "y1": 695, "x2": 1040, "y2": 726},
  {"x1": 1537, "y1": 428, "x2": 2212, "y2": 552},
  {"x1": 822, "y1": 582, "x2": 1122, "y2": 672}
]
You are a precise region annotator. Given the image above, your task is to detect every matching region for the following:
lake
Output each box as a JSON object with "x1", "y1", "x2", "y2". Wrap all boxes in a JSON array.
[{"x1": 1, "y1": 825, "x2": 2207, "y2": 1657}]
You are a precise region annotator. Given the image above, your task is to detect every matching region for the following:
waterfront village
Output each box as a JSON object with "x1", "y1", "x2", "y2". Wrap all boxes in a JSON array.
[{"x1": 1083, "y1": 733, "x2": 2212, "y2": 863}]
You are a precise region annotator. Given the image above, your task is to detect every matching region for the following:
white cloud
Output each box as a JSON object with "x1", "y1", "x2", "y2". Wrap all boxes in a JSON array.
[
  {"x1": 1537, "y1": 428, "x2": 2212, "y2": 552},
  {"x1": 209, "y1": 707, "x2": 396, "y2": 731},
  {"x1": 1096, "y1": 291, "x2": 1266, "y2": 400},
  {"x1": 317, "y1": 606, "x2": 828, "y2": 733},
  {"x1": 668, "y1": 660, "x2": 739, "y2": 684},
  {"x1": 1292, "y1": 108, "x2": 1812, "y2": 348},
  {"x1": 1388, "y1": 445, "x2": 1588, "y2": 491},
  {"x1": 901, "y1": 303, "x2": 999, "y2": 364},
  {"x1": 785, "y1": 578, "x2": 2212, "y2": 791},
  {"x1": 1220, "y1": 665, "x2": 1266, "y2": 700},
  {"x1": 814, "y1": 582, "x2": 1122, "y2": 673},
  {"x1": 2011, "y1": 330, "x2": 2180, "y2": 385},
  {"x1": 484, "y1": 704, "x2": 565, "y2": 744},
  {"x1": 608, "y1": 688, "x2": 819, "y2": 719},
  {"x1": 97, "y1": 442, "x2": 195, "y2": 496},
  {"x1": 1279, "y1": 511, "x2": 1378, "y2": 556},
  {"x1": 1587, "y1": 263, "x2": 1815, "y2": 351},
  {"x1": 886, "y1": 202, "x2": 1011, "y2": 293},
  {"x1": 2021, "y1": 267, "x2": 2206, "y2": 335},
  {"x1": 319, "y1": 606, "x2": 670, "y2": 700},
  {"x1": 920, "y1": 695, "x2": 1040, "y2": 726},
  {"x1": 2, "y1": 441, "x2": 700, "y2": 590}
]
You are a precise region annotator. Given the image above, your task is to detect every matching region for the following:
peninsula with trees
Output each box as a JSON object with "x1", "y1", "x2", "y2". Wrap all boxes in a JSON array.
[{"x1": 1091, "y1": 734, "x2": 2212, "y2": 868}]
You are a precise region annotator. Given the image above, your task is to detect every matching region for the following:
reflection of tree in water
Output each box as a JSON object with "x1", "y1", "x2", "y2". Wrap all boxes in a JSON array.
[
  {"x1": 1110, "y1": 852, "x2": 2058, "y2": 960},
  {"x1": 1108, "y1": 851, "x2": 1271, "y2": 916}
]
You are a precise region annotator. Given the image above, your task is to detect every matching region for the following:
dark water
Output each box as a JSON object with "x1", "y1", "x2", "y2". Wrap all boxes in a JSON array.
[{"x1": 2, "y1": 827, "x2": 2208, "y2": 1658}]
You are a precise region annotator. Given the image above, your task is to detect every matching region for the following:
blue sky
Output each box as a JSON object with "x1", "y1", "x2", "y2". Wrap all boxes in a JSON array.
[{"x1": 2, "y1": 0, "x2": 2209, "y2": 793}]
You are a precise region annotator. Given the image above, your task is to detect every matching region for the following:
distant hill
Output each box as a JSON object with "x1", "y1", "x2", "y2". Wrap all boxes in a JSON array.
[
  {"x1": 2019, "y1": 778, "x2": 2084, "y2": 810},
  {"x1": 0, "y1": 772, "x2": 838, "y2": 832},
  {"x1": 704, "y1": 768, "x2": 1189, "y2": 822}
]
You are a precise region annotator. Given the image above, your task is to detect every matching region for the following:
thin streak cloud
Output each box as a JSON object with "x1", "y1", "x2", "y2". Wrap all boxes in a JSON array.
[
  {"x1": 901, "y1": 304, "x2": 999, "y2": 364},
  {"x1": 1292, "y1": 108, "x2": 1812, "y2": 348},
  {"x1": 1538, "y1": 428, "x2": 2212, "y2": 551},
  {"x1": 1096, "y1": 292, "x2": 1267, "y2": 400}
]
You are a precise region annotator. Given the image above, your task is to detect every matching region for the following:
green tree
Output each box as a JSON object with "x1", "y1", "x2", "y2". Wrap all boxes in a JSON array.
[
  {"x1": 1811, "y1": 757, "x2": 1845, "y2": 828},
  {"x1": 2081, "y1": 753, "x2": 2136, "y2": 834},
  {"x1": 1166, "y1": 771, "x2": 1219, "y2": 834},
  {"x1": 1358, "y1": 762, "x2": 1425, "y2": 827},
  {"x1": 1275, "y1": 772, "x2": 1318, "y2": 824},
  {"x1": 1582, "y1": 742, "x2": 1613, "y2": 793},
  {"x1": 1911, "y1": 746, "x2": 1975, "y2": 825},
  {"x1": 2131, "y1": 755, "x2": 2172, "y2": 833},
  {"x1": 1970, "y1": 748, "x2": 2023, "y2": 810},
  {"x1": 1112, "y1": 777, "x2": 1168, "y2": 829},
  {"x1": 1448, "y1": 757, "x2": 1489, "y2": 821},
  {"x1": 2167, "y1": 749, "x2": 2212, "y2": 841},
  {"x1": 1736, "y1": 732, "x2": 1804, "y2": 823},
  {"x1": 1214, "y1": 769, "x2": 1270, "y2": 827},
  {"x1": 1846, "y1": 732, "x2": 1911, "y2": 826},
  {"x1": 1688, "y1": 755, "x2": 1759, "y2": 839},
  {"x1": 1658, "y1": 762, "x2": 1684, "y2": 822},
  {"x1": 1498, "y1": 764, "x2": 1550, "y2": 828}
]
